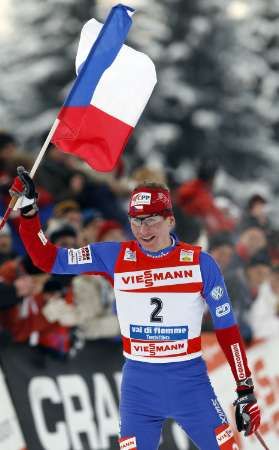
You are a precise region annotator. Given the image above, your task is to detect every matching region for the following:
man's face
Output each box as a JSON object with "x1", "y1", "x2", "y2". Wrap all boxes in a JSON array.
[
  {"x1": 0, "y1": 235, "x2": 12, "y2": 253},
  {"x1": 56, "y1": 236, "x2": 78, "y2": 248},
  {"x1": 211, "y1": 245, "x2": 234, "y2": 271},
  {"x1": 240, "y1": 227, "x2": 267, "y2": 256},
  {"x1": 130, "y1": 214, "x2": 175, "y2": 252},
  {"x1": 246, "y1": 264, "x2": 270, "y2": 290},
  {"x1": 83, "y1": 219, "x2": 104, "y2": 243},
  {"x1": 102, "y1": 228, "x2": 126, "y2": 242}
]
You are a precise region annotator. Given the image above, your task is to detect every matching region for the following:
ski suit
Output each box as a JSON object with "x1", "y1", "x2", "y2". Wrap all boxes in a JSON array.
[{"x1": 19, "y1": 215, "x2": 249, "y2": 449}]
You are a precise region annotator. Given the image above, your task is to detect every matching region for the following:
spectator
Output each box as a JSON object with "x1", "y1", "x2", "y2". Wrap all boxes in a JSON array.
[
  {"x1": 249, "y1": 265, "x2": 279, "y2": 339},
  {"x1": 0, "y1": 130, "x2": 17, "y2": 155},
  {"x1": 202, "y1": 232, "x2": 235, "y2": 332},
  {"x1": 49, "y1": 223, "x2": 78, "y2": 248},
  {"x1": 0, "y1": 258, "x2": 45, "y2": 343},
  {"x1": 43, "y1": 273, "x2": 121, "y2": 341},
  {"x1": 53, "y1": 166, "x2": 129, "y2": 227},
  {"x1": 176, "y1": 157, "x2": 235, "y2": 234},
  {"x1": 267, "y1": 229, "x2": 279, "y2": 265},
  {"x1": 241, "y1": 194, "x2": 270, "y2": 230},
  {"x1": 38, "y1": 277, "x2": 72, "y2": 357},
  {"x1": 226, "y1": 250, "x2": 271, "y2": 342},
  {"x1": 0, "y1": 131, "x2": 17, "y2": 185},
  {"x1": 232, "y1": 222, "x2": 268, "y2": 270},
  {"x1": 208, "y1": 232, "x2": 235, "y2": 273},
  {"x1": 43, "y1": 220, "x2": 126, "y2": 341},
  {"x1": 172, "y1": 205, "x2": 204, "y2": 245},
  {"x1": 48, "y1": 224, "x2": 78, "y2": 290},
  {"x1": 130, "y1": 165, "x2": 167, "y2": 187},
  {"x1": 0, "y1": 258, "x2": 72, "y2": 357},
  {"x1": 0, "y1": 262, "x2": 23, "y2": 310},
  {"x1": 37, "y1": 144, "x2": 75, "y2": 199},
  {"x1": 80, "y1": 209, "x2": 104, "y2": 245},
  {"x1": 214, "y1": 194, "x2": 241, "y2": 228},
  {"x1": 52, "y1": 200, "x2": 83, "y2": 232},
  {"x1": 96, "y1": 219, "x2": 127, "y2": 242},
  {"x1": 0, "y1": 219, "x2": 17, "y2": 265}
]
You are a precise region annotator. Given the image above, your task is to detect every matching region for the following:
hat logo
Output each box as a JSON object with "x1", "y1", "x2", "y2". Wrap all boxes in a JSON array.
[{"x1": 131, "y1": 192, "x2": 151, "y2": 207}]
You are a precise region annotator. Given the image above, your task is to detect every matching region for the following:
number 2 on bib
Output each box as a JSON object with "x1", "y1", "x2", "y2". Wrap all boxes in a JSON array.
[{"x1": 150, "y1": 297, "x2": 163, "y2": 322}]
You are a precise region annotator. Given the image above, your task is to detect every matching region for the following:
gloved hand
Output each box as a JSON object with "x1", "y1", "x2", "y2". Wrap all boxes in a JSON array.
[
  {"x1": 234, "y1": 379, "x2": 261, "y2": 436},
  {"x1": 9, "y1": 166, "x2": 38, "y2": 215}
]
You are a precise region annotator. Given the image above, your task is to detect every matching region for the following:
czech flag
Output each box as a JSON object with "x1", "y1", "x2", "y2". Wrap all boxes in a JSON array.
[{"x1": 51, "y1": 4, "x2": 157, "y2": 172}]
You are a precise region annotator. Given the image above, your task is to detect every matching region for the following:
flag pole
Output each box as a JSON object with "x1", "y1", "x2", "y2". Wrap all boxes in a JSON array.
[
  {"x1": 0, "y1": 118, "x2": 60, "y2": 230},
  {"x1": 30, "y1": 118, "x2": 60, "y2": 178}
]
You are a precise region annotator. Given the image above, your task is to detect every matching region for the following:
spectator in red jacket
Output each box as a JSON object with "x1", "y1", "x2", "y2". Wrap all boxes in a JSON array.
[
  {"x1": 176, "y1": 158, "x2": 236, "y2": 234},
  {"x1": 0, "y1": 255, "x2": 72, "y2": 357}
]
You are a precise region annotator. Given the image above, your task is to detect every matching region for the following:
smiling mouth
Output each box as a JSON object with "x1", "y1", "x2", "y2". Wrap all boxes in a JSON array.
[{"x1": 141, "y1": 236, "x2": 155, "y2": 242}]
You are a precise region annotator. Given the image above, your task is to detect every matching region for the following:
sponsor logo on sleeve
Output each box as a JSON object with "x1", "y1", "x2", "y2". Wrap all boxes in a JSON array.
[
  {"x1": 124, "y1": 248, "x2": 137, "y2": 262},
  {"x1": 231, "y1": 343, "x2": 246, "y2": 380},
  {"x1": 131, "y1": 192, "x2": 151, "y2": 208},
  {"x1": 38, "y1": 230, "x2": 48, "y2": 246},
  {"x1": 216, "y1": 303, "x2": 230, "y2": 317},
  {"x1": 180, "y1": 249, "x2": 194, "y2": 262},
  {"x1": 210, "y1": 286, "x2": 224, "y2": 301},
  {"x1": 68, "y1": 246, "x2": 92, "y2": 265},
  {"x1": 119, "y1": 436, "x2": 137, "y2": 450}
]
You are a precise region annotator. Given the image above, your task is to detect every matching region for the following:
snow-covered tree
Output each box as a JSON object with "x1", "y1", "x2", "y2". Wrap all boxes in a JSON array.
[
  {"x1": 1, "y1": 0, "x2": 279, "y2": 192},
  {"x1": 128, "y1": 0, "x2": 279, "y2": 189},
  {"x1": 0, "y1": 0, "x2": 96, "y2": 149}
]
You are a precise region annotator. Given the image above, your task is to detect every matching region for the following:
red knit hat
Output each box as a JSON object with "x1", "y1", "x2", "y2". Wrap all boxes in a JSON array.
[
  {"x1": 128, "y1": 186, "x2": 173, "y2": 217},
  {"x1": 96, "y1": 220, "x2": 123, "y2": 242}
]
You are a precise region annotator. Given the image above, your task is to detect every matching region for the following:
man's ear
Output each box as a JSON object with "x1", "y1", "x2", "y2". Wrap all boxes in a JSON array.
[{"x1": 168, "y1": 216, "x2": 176, "y2": 228}]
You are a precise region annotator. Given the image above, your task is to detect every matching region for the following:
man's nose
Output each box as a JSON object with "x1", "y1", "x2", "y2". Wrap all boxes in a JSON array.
[{"x1": 139, "y1": 221, "x2": 149, "y2": 229}]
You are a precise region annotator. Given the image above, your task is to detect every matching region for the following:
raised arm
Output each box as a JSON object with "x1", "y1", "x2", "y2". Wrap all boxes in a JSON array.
[{"x1": 10, "y1": 167, "x2": 120, "y2": 280}]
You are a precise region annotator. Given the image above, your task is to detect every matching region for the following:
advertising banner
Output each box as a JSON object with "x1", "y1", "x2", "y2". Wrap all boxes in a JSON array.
[
  {"x1": 0, "y1": 366, "x2": 27, "y2": 450},
  {"x1": 0, "y1": 340, "x2": 194, "y2": 450},
  {"x1": 1, "y1": 336, "x2": 277, "y2": 449}
]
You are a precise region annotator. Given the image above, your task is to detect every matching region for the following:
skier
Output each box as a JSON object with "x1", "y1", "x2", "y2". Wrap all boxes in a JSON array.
[{"x1": 10, "y1": 167, "x2": 261, "y2": 450}]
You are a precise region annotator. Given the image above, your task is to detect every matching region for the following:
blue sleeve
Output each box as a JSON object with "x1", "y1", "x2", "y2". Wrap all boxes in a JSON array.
[
  {"x1": 52, "y1": 241, "x2": 121, "y2": 279},
  {"x1": 200, "y1": 251, "x2": 237, "y2": 329}
]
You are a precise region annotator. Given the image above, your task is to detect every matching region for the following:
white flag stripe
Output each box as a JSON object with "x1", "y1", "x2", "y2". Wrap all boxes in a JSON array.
[{"x1": 76, "y1": 19, "x2": 157, "y2": 126}]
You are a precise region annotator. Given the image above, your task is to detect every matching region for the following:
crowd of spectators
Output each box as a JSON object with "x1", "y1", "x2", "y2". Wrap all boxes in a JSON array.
[{"x1": 0, "y1": 129, "x2": 279, "y2": 359}]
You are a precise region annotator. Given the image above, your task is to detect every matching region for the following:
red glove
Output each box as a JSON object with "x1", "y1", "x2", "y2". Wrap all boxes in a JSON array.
[
  {"x1": 234, "y1": 378, "x2": 261, "y2": 436},
  {"x1": 9, "y1": 176, "x2": 25, "y2": 196},
  {"x1": 9, "y1": 166, "x2": 38, "y2": 214},
  {"x1": 10, "y1": 166, "x2": 36, "y2": 198}
]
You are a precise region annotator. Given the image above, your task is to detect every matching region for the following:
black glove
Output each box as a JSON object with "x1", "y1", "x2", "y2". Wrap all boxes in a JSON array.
[
  {"x1": 234, "y1": 381, "x2": 261, "y2": 436},
  {"x1": 9, "y1": 166, "x2": 38, "y2": 215}
]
